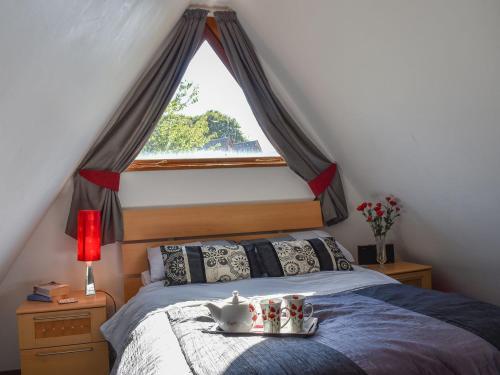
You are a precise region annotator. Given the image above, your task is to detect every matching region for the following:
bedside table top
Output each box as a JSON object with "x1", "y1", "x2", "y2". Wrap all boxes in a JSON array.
[
  {"x1": 363, "y1": 261, "x2": 432, "y2": 276},
  {"x1": 16, "y1": 291, "x2": 106, "y2": 315}
]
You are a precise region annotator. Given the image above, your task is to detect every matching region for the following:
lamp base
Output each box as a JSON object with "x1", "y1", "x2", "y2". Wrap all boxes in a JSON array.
[{"x1": 85, "y1": 263, "x2": 96, "y2": 296}]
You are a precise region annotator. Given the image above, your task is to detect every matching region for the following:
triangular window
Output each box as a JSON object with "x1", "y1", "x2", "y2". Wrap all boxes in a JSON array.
[{"x1": 131, "y1": 19, "x2": 283, "y2": 170}]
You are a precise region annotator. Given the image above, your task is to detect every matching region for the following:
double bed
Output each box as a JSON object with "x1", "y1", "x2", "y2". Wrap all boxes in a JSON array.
[{"x1": 103, "y1": 200, "x2": 500, "y2": 375}]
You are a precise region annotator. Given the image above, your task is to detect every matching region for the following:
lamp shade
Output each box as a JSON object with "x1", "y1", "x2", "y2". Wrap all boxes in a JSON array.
[{"x1": 77, "y1": 210, "x2": 101, "y2": 262}]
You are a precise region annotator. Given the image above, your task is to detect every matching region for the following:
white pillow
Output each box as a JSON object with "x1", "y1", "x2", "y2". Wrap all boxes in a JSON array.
[
  {"x1": 141, "y1": 270, "x2": 152, "y2": 286},
  {"x1": 289, "y1": 230, "x2": 355, "y2": 262}
]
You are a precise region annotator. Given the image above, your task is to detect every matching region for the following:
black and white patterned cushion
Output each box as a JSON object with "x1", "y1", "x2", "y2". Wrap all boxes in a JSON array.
[
  {"x1": 272, "y1": 240, "x2": 321, "y2": 276},
  {"x1": 242, "y1": 236, "x2": 353, "y2": 278},
  {"x1": 160, "y1": 244, "x2": 250, "y2": 286},
  {"x1": 201, "y1": 244, "x2": 250, "y2": 283},
  {"x1": 320, "y1": 237, "x2": 354, "y2": 271}
]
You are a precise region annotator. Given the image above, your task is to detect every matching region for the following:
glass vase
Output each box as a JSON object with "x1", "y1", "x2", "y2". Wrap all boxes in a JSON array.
[{"x1": 375, "y1": 235, "x2": 387, "y2": 265}]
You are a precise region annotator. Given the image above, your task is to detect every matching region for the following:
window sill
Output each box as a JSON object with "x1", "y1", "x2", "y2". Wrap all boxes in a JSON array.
[{"x1": 126, "y1": 157, "x2": 287, "y2": 172}]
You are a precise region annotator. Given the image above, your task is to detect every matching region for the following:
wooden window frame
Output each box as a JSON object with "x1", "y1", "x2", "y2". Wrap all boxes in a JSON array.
[
  {"x1": 127, "y1": 16, "x2": 286, "y2": 172},
  {"x1": 127, "y1": 156, "x2": 286, "y2": 171}
]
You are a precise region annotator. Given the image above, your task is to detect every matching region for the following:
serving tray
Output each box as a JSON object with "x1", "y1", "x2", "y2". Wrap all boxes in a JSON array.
[{"x1": 202, "y1": 317, "x2": 318, "y2": 337}]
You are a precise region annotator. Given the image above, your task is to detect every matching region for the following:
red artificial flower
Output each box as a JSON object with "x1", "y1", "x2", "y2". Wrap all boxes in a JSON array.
[
  {"x1": 291, "y1": 304, "x2": 297, "y2": 310},
  {"x1": 367, "y1": 202, "x2": 372, "y2": 208},
  {"x1": 375, "y1": 202, "x2": 382, "y2": 208},
  {"x1": 298, "y1": 313, "x2": 304, "y2": 320},
  {"x1": 389, "y1": 200, "x2": 397, "y2": 206},
  {"x1": 249, "y1": 304, "x2": 255, "y2": 312},
  {"x1": 269, "y1": 313, "x2": 275, "y2": 319},
  {"x1": 385, "y1": 196, "x2": 392, "y2": 202},
  {"x1": 291, "y1": 311, "x2": 296, "y2": 317},
  {"x1": 356, "y1": 202, "x2": 368, "y2": 211},
  {"x1": 367, "y1": 216, "x2": 373, "y2": 222},
  {"x1": 298, "y1": 305, "x2": 303, "y2": 312},
  {"x1": 252, "y1": 314, "x2": 257, "y2": 321},
  {"x1": 270, "y1": 306, "x2": 276, "y2": 313},
  {"x1": 376, "y1": 210, "x2": 384, "y2": 217},
  {"x1": 262, "y1": 315, "x2": 267, "y2": 321}
]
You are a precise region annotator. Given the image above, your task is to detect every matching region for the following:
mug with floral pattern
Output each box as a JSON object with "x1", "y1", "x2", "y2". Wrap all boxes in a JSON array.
[
  {"x1": 282, "y1": 294, "x2": 314, "y2": 333},
  {"x1": 259, "y1": 298, "x2": 290, "y2": 333}
]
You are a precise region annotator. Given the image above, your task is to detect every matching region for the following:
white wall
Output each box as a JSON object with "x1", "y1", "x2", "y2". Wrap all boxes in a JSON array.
[{"x1": 231, "y1": 0, "x2": 500, "y2": 305}]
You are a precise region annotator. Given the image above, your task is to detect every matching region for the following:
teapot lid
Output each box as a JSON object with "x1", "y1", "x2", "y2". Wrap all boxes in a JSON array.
[{"x1": 224, "y1": 291, "x2": 248, "y2": 305}]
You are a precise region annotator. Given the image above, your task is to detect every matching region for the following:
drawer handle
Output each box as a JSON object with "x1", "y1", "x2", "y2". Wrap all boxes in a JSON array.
[
  {"x1": 33, "y1": 313, "x2": 90, "y2": 321},
  {"x1": 36, "y1": 347, "x2": 93, "y2": 356}
]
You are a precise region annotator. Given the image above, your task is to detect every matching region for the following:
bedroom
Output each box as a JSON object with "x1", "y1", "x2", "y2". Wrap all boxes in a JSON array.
[{"x1": 1, "y1": 0, "x2": 499, "y2": 374}]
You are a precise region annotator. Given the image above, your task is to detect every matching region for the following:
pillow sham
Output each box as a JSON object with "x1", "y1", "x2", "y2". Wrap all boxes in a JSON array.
[
  {"x1": 272, "y1": 240, "x2": 321, "y2": 276},
  {"x1": 201, "y1": 244, "x2": 251, "y2": 283},
  {"x1": 243, "y1": 236, "x2": 353, "y2": 278},
  {"x1": 289, "y1": 230, "x2": 355, "y2": 262},
  {"x1": 309, "y1": 236, "x2": 354, "y2": 271},
  {"x1": 242, "y1": 241, "x2": 281, "y2": 278},
  {"x1": 159, "y1": 244, "x2": 250, "y2": 286},
  {"x1": 147, "y1": 240, "x2": 236, "y2": 282}
]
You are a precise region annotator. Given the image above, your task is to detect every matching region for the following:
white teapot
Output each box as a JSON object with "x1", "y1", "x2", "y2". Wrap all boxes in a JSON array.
[{"x1": 205, "y1": 291, "x2": 256, "y2": 332}]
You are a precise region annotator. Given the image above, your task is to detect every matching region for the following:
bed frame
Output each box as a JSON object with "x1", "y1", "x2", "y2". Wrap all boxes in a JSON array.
[{"x1": 121, "y1": 200, "x2": 323, "y2": 301}]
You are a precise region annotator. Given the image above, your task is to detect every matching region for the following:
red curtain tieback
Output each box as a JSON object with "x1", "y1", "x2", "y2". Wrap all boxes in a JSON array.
[
  {"x1": 79, "y1": 169, "x2": 120, "y2": 191},
  {"x1": 308, "y1": 163, "x2": 337, "y2": 197}
]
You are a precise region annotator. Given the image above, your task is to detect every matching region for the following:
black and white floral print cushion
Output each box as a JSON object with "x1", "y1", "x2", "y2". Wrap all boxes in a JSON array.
[
  {"x1": 320, "y1": 237, "x2": 354, "y2": 271},
  {"x1": 272, "y1": 240, "x2": 321, "y2": 276},
  {"x1": 159, "y1": 244, "x2": 251, "y2": 286},
  {"x1": 160, "y1": 245, "x2": 191, "y2": 286},
  {"x1": 158, "y1": 237, "x2": 352, "y2": 287},
  {"x1": 201, "y1": 244, "x2": 251, "y2": 283}
]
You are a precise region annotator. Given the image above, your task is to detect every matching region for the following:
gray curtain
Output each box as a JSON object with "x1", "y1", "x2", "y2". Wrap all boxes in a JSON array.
[
  {"x1": 65, "y1": 9, "x2": 208, "y2": 244},
  {"x1": 214, "y1": 11, "x2": 348, "y2": 225}
]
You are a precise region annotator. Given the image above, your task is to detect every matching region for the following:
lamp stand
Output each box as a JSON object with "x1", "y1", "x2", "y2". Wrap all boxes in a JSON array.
[{"x1": 85, "y1": 261, "x2": 96, "y2": 296}]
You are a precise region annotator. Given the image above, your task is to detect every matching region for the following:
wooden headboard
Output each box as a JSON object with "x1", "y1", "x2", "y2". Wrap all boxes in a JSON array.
[{"x1": 121, "y1": 200, "x2": 323, "y2": 301}]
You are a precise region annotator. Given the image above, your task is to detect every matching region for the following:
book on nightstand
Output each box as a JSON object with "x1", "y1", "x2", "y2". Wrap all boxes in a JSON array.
[
  {"x1": 33, "y1": 281, "x2": 70, "y2": 298},
  {"x1": 26, "y1": 293, "x2": 52, "y2": 302}
]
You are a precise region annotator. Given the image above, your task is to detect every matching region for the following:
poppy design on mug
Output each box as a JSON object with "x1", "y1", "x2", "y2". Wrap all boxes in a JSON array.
[
  {"x1": 259, "y1": 298, "x2": 290, "y2": 333},
  {"x1": 282, "y1": 294, "x2": 314, "y2": 333}
]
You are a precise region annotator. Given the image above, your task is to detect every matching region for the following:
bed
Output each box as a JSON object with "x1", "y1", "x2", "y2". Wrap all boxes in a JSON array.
[{"x1": 102, "y1": 200, "x2": 500, "y2": 375}]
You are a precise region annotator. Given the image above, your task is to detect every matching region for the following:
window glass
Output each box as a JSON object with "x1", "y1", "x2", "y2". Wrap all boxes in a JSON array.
[{"x1": 137, "y1": 41, "x2": 280, "y2": 160}]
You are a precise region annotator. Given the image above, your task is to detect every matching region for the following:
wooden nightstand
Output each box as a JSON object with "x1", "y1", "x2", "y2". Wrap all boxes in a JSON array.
[
  {"x1": 364, "y1": 262, "x2": 432, "y2": 289},
  {"x1": 16, "y1": 291, "x2": 109, "y2": 375}
]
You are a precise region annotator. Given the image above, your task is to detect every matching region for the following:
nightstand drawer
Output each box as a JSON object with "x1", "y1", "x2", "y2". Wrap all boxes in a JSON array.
[
  {"x1": 20, "y1": 341, "x2": 109, "y2": 375},
  {"x1": 391, "y1": 270, "x2": 432, "y2": 289},
  {"x1": 17, "y1": 307, "x2": 106, "y2": 349}
]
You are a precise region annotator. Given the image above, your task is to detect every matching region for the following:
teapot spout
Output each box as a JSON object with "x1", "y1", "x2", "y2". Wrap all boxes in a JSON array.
[{"x1": 204, "y1": 302, "x2": 222, "y2": 321}]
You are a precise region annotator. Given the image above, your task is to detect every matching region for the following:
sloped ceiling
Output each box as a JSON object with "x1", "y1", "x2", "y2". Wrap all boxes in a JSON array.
[
  {"x1": 1, "y1": 0, "x2": 499, "y2": 304},
  {"x1": 0, "y1": 0, "x2": 189, "y2": 281}
]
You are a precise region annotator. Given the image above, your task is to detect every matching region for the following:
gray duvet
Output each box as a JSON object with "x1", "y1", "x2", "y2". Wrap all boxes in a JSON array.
[
  {"x1": 166, "y1": 285, "x2": 500, "y2": 375},
  {"x1": 103, "y1": 270, "x2": 500, "y2": 375}
]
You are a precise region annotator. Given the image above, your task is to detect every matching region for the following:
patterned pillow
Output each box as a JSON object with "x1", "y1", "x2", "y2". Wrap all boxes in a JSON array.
[
  {"x1": 160, "y1": 244, "x2": 250, "y2": 286},
  {"x1": 322, "y1": 237, "x2": 353, "y2": 270},
  {"x1": 201, "y1": 244, "x2": 251, "y2": 283},
  {"x1": 307, "y1": 236, "x2": 354, "y2": 271},
  {"x1": 242, "y1": 236, "x2": 353, "y2": 278},
  {"x1": 160, "y1": 245, "x2": 198, "y2": 286},
  {"x1": 272, "y1": 240, "x2": 321, "y2": 276}
]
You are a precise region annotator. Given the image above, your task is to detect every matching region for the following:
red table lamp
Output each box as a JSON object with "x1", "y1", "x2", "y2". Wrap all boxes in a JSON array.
[{"x1": 77, "y1": 210, "x2": 101, "y2": 296}]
